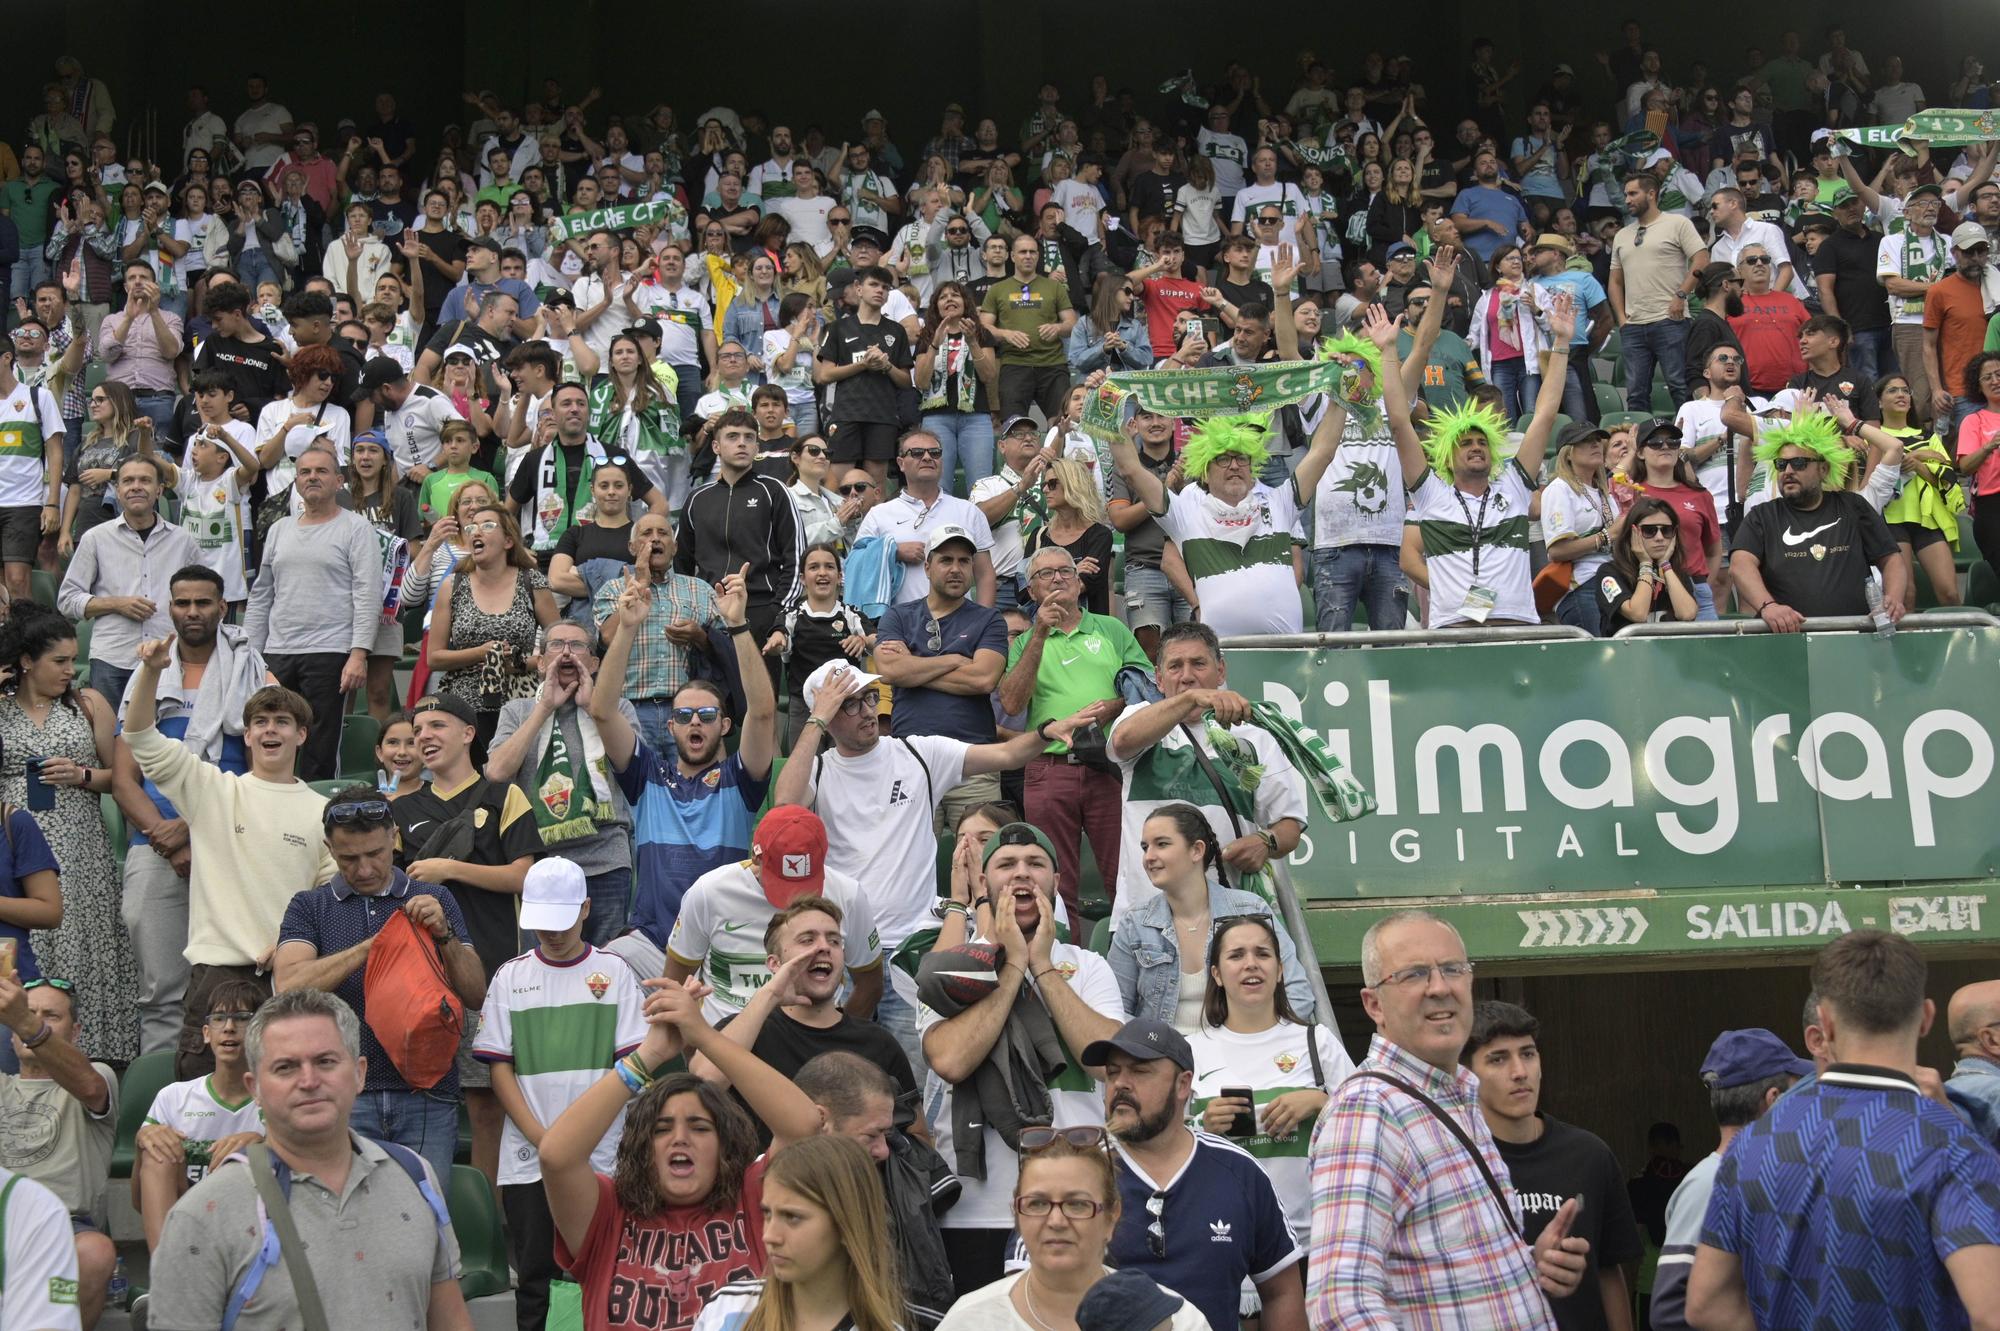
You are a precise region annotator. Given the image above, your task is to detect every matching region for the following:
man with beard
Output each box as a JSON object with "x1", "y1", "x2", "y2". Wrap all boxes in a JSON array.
[
  {"x1": 1813, "y1": 186, "x2": 1890, "y2": 385},
  {"x1": 508, "y1": 380, "x2": 664, "y2": 567},
  {"x1": 1674, "y1": 345, "x2": 1753, "y2": 530},
  {"x1": 1924, "y1": 223, "x2": 1993, "y2": 437},
  {"x1": 1307, "y1": 910, "x2": 1591, "y2": 1326},
  {"x1": 1082, "y1": 1017, "x2": 1305, "y2": 1331},
  {"x1": 750, "y1": 124, "x2": 801, "y2": 204},
  {"x1": 591, "y1": 567, "x2": 775, "y2": 968},
  {"x1": 1731, "y1": 408, "x2": 1907, "y2": 630},
  {"x1": 568, "y1": 230, "x2": 633, "y2": 370},
  {"x1": 916, "y1": 823, "x2": 1124, "y2": 1290},
  {"x1": 1449, "y1": 150, "x2": 1532, "y2": 266},
  {"x1": 1610, "y1": 172, "x2": 1708, "y2": 412},
  {"x1": 110, "y1": 565, "x2": 273, "y2": 1057}
]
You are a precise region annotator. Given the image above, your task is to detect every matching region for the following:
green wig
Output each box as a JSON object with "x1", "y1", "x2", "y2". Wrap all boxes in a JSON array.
[
  {"x1": 1421, "y1": 401, "x2": 1512, "y2": 478},
  {"x1": 1754, "y1": 411, "x2": 1856, "y2": 488},
  {"x1": 1181, "y1": 413, "x2": 1271, "y2": 482},
  {"x1": 1318, "y1": 331, "x2": 1384, "y2": 404}
]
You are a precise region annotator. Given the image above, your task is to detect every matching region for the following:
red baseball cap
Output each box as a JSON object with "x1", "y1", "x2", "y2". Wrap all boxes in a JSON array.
[{"x1": 754, "y1": 805, "x2": 828, "y2": 907}]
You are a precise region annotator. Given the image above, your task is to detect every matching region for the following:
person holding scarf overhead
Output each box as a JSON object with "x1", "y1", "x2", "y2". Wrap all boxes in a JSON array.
[{"x1": 506, "y1": 380, "x2": 665, "y2": 571}]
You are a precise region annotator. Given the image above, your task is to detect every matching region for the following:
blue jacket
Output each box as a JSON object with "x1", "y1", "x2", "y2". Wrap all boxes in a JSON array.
[
  {"x1": 1066, "y1": 311, "x2": 1153, "y2": 376},
  {"x1": 1108, "y1": 881, "x2": 1315, "y2": 1025},
  {"x1": 723, "y1": 294, "x2": 780, "y2": 380}
]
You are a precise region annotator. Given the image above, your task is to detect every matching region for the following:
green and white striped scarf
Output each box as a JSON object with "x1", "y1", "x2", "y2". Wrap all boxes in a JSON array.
[{"x1": 1202, "y1": 702, "x2": 1376, "y2": 896}]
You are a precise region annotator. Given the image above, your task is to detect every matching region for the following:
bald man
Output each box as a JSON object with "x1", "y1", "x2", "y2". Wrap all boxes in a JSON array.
[{"x1": 1946, "y1": 980, "x2": 2000, "y2": 1144}]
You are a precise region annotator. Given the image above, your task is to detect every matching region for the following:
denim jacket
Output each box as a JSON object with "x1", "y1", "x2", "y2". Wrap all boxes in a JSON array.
[
  {"x1": 1948, "y1": 1056, "x2": 2000, "y2": 1145},
  {"x1": 1108, "y1": 881, "x2": 1316, "y2": 1024}
]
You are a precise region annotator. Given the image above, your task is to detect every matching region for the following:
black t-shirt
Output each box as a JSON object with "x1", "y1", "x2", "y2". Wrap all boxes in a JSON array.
[
  {"x1": 822, "y1": 312, "x2": 914, "y2": 425},
  {"x1": 553, "y1": 519, "x2": 636, "y2": 569},
  {"x1": 416, "y1": 227, "x2": 467, "y2": 319},
  {"x1": 1594, "y1": 564, "x2": 1694, "y2": 630},
  {"x1": 1820, "y1": 228, "x2": 1891, "y2": 332},
  {"x1": 713, "y1": 1008, "x2": 916, "y2": 1148},
  {"x1": 425, "y1": 322, "x2": 513, "y2": 379},
  {"x1": 391, "y1": 776, "x2": 542, "y2": 976},
  {"x1": 1025, "y1": 522, "x2": 1116, "y2": 615},
  {"x1": 1786, "y1": 365, "x2": 1880, "y2": 422},
  {"x1": 1492, "y1": 1116, "x2": 1645, "y2": 1331},
  {"x1": 1217, "y1": 276, "x2": 1274, "y2": 313},
  {"x1": 1731, "y1": 489, "x2": 1897, "y2": 617},
  {"x1": 784, "y1": 604, "x2": 872, "y2": 703},
  {"x1": 508, "y1": 443, "x2": 658, "y2": 565},
  {"x1": 1129, "y1": 170, "x2": 1185, "y2": 221},
  {"x1": 193, "y1": 333, "x2": 292, "y2": 420},
  {"x1": 369, "y1": 194, "x2": 421, "y2": 238},
  {"x1": 752, "y1": 440, "x2": 794, "y2": 482}
]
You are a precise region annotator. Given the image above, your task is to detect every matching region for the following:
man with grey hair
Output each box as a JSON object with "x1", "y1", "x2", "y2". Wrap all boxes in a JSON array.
[
  {"x1": 1307, "y1": 908, "x2": 1589, "y2": 1328},
  {"x1": 143, "y1": 988, "x2": 473, "y2": 1331}
]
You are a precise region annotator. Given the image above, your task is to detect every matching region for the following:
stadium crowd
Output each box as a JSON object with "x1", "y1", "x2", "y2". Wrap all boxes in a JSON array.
[{"x1": 0, "y1": 28, "x2": 1997, "y2": 1331}]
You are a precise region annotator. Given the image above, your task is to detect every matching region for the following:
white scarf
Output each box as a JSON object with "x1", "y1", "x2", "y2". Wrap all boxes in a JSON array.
[
  {"x1": 180, "y1": 626, "x2": 266, "y2": 764},
  {"x1": 529, "y1": 433, "x2": 609, "y2": 552}
]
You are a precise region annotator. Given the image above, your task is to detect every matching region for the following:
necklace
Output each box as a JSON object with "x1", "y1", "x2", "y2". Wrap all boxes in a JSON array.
[{"x1": 1021, "y1": 1273, "x2": 1076, "y2": 1331}]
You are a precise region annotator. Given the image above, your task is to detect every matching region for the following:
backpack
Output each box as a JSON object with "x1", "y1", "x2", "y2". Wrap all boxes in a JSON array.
[{"x1": 361, "y1": 905, "x2": 463, "y2": 1090}]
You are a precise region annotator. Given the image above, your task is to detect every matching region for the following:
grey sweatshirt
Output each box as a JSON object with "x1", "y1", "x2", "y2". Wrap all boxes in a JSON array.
[{"x1": 244, "y1": 507, "x2": 383, "y2": 655}]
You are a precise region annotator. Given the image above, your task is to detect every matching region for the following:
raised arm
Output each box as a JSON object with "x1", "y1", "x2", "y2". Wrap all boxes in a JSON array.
[
  {"x1": 1360, "y1": 304, "x2": 1429, "y2": 488},
  {"x1": 587, "y1": 579, "x2": 647, "y2": 770},
  {"x1": 713, "y1": 564, "x2": 776, "y2": 779},
  {"x1": 1105, "y1": 415, "x2": 1169, "y2": 516},
  {"x1": 1515, "y1": 292, "x2": 1577, "y2": 479}
]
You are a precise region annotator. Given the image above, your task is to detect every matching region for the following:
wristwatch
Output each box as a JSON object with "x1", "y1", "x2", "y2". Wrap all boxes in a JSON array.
[
  {"x1": 1259, "y1": 828, "x2": 1280, "y2": 856},
  {"x1": 931, "y1": 898, "x2": 970, "y2": 921}
]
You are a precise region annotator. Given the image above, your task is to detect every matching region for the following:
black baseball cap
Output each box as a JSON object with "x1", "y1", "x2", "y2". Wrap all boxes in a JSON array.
[
  {"x1": 1636, "y1": 416, "x2": 1682, "y2": 445},
  {"x1": 359, "y1": 356, "x2": 409, "y2": 393},
  {"x1": 1082, "y1": 1017, "x2": 1193, "y2": 1071}
]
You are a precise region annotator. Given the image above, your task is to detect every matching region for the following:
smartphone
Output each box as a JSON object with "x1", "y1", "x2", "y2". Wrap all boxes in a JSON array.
[
  {"x1": 1201, "y1": 316, "x2": 1225, "y2": 345},
  {"x1": 23, "y1": 758, "x2": 53, "y2": 813},
  {"x1": 1221, "y1": 1086, "x2": 1257, "y2": 1138}
]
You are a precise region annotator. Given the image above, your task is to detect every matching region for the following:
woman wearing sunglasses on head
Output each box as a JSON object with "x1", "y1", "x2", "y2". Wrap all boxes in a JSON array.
[
  {"x1": 1596, "y1": 495, "x2": 1699, "y2": 628},
  {"x1": 1186, "y1": 915, "x2": 1352, "y2": 1258},
  {"x1": 937, "y1": 1128, "x2": 1207, "y2": 1331}
]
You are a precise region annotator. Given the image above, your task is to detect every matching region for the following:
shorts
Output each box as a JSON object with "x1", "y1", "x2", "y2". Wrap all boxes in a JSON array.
[
  {"x1": 826, "y1": 419, "x2": 899, "y2": 464},
  {"x1": 1890, "y1": 520, "x2": 1948, "y2": 553},
  {"x1": 456, "y1": 1006, "x2": 490, "y2": 1089},
  {"x1": 1123, "y1": 563, "x2": 1194, "y2": 632},
  {"x1": 0, "y1": 506, "x2": 42, "y2": 564}
]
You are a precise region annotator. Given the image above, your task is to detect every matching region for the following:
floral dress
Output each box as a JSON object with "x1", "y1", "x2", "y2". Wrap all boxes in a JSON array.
[
  {"x1": 0, "y1": 694, "x2": 137, "y2": 1063},
  {"x1": 441, "y1": 567, "x2": 549, "y2": 718}
]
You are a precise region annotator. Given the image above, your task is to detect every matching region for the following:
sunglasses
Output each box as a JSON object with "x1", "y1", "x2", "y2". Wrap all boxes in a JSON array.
[
  {"x1": 1636, "y1": 522, "x2": 1676, "y2": 537},
  {"x1": 323, "y1": 798, "x2": 393, "y2": 828},
  {"x1": 1772, "y1": 456, "x2": 1820, "y2": 472},
  {"x1": 798, "y1": 445, "x2": 828, "y2": 458},
  {"x1": 22, "y1": 977, "x2": 74, "y2": 994},
  {"x1": 1633, "y1": 225, "x2": 1648, "y2": 248},
  {"x1": 838, "y1": 482, "x2": 872, "y2": 495},
  {"x1": 945, "y1": 227, "x2": 970, "y2": 236},
  {"x1": 1146, "y1": 1191, "x2": 1167, "y2": 1258},
  {"x1": 1642, "y1": 438, "x2": 1679, "y2": 450},
  {"x1": 829, "y1": 217, "x2": 852, "y2": 225},
  {"x1": 1740, "y1": 256, "x2": 1772, "y2": 266},
  {"x1": 670, "y1": 706, "x2": 722, "y2": 724},
  {"x1": 901, "y1": 448, "x2": 943, "y2": 460},
  {"x1": 1020, "y1": 1125, "x2": 1109, "y2": 1151}
]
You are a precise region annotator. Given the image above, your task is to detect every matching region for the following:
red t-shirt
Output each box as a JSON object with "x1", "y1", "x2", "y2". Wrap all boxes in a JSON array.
[
  {"x1": 1142, "y1": 275, "x2": 1207, "y2": 357},
  {"x1": 1727, "y1": 293, "x2": 1809, "y2": 393},
  {"x1": 556, "y1": 1160, "x2": 767, "y2": 1331},
  {"x1": 1636, "y1": 482, "x2": 1723, "y2": 576},
  {"x1": 1957, "y1": 408, "x2": 2000, "y2": 496}
]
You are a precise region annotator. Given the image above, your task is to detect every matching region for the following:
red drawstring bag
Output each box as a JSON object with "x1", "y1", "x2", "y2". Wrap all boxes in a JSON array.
[{"x1": 362, "y1": 908, "x2": 463, "y2": 1090}]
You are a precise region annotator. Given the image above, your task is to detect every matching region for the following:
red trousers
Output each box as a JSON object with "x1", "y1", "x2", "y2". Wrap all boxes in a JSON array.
[{"x1": 1024, "y1": 754, "x2": 1125, "y2": 923}]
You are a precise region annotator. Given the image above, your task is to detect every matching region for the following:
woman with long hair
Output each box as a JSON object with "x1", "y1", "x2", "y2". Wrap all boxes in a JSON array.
[
  {"x1": 724, "y1": 253, "x2": 783, "y2": 383},
  {"x1": 59, "y1": 380, "x2": 140, "y2": 554},
  {"x1": 786, "y1": 439, "x2": 845, "y2": 549},
  {"x1": 1175, "y1": 155, "x2": 1221, "y2": 281},
  {"x1": 916, "y1": 280, "x2": 999, "y2": 491},
  {"x1": 937, "y1": 1132, "x2": 1206, "y2": 1331},
  {"x1": 1367, "y1": 157, "x2": 1423, "y2": 254},
  {"x1": 426, "y1": 504, "x2": 558, "y2": 756},
  {"x1": 1107, "y1": 804, "x2": 1314, "y2": 1035},
  {"x1": 1188, "y1": 915, "x2": 1353, "y2": 1249},
  {"x1": 591, "y1": 331, "x2": 687, "y2": 510},
  {"x1": 691, "y1": 1136, "x2": 905, "y2": 1331},
  {"x1": 969, "y1": 161, "x2": 1023, "y2": 238},
  {"x1": 171, "y1": 180, "x2": 217, "y2": 315},
  {"x1": 1022, "y1": 458, "x2": 1114, "y2": 614},
  {"x1": 1875, "y1": 372, "x2": 1965, "y2": 608},
  {"x1": 781, "y1": 242, "x2": 828, "y2": 311},
  {"x1": 399, "y1": 480, "x2": 498, "y2": 702},
  {"x1": 1066, "y1": 272, "x2": 1151, "y2": 378},
  {"x1": 765, "y1": 292, "x2": 823, "y2": 439},
  {"x1": 0, "y1": 607, "x2": 134, "y2": 1063},
  {"x1": 1954, "y1": 352, "x2": 2000, "y2": 569},
  {"x1": 540, "y1": 975, "x2": 822, "y2": 1331},
  {"x1": 1633, "y1": 421, "x2": 1725, "y2": 618},
  {"x1": 341, "y1": 431, "x2": 423, "y2": 720},
  {"x1": 1597, "y1": 494, "x2": 1699, "y2": 627},
  {"x1": 255, "y1": 343, "x2": 352, "y2": 495},
  {"x1": 779, "y1": 541, "x2": 871, "y2": 747},
  {"x1": 1341, "y1": 160, "x2": 1385, "y2": 246},
  {"x1": 548, "y1": 465, "x2": 639, "y2": 616},
  {"x1": 1540, "y1": 428, "x2": 1625, "y2": 635}
]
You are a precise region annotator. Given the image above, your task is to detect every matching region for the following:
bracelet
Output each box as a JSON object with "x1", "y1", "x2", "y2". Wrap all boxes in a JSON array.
[
  {"x1": 1036, "y1": 719, "x2": 1055, "y2": 742},
  {"x1": 21, "y1": 1020, "x2": 52, "y2": 1050},
  {"x1": 614, "y1": 1059, "x2": 648, "y2": 1097},
  {"x1": 1031, "y1": 966, "x2": 1060, "y2": 982},
  {"x1": 941, "y1": 900, "x2": 969, "y2": 917},
  {"x1": 808, "y1": 715, "x2": 831, "y2": 736},
  {"x1": 725, "y1": 621, "x2": 751, "y2": 634}
]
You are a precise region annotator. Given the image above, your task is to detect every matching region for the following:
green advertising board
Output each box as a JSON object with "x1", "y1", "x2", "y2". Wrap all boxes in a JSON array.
[{"x1": 1221, "y1": 626, "x2": 2000, "y2": 961}]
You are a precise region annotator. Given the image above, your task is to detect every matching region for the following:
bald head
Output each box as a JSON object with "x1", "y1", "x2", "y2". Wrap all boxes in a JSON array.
[{"x1": 1948, "y1": 979, "x2": 2000, "y2": 1056}]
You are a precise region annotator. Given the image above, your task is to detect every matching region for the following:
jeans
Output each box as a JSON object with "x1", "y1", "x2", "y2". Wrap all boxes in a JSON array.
[
  {"x1": 787, "y1": 396, "x2": 819, "y2": 438},
  {"x1": 1692, "y1": 580, "x2": 1718, "y2": 621},
  {"x1": 235, "y1": 246, "x2": 278, "y2": 292},
  {"x1": 88, "y1": 660, "x2": 133, "y2": 711},
  {"x1": 350, "y1": 1087, "x2": 461, "y2": 1186},
  {"x1": 873, "y1": 976, "x2": 926, "y2": 1084},
  {"x1": 991, "y1": 574, "x2": 1022, "y2": 612},
  {"x1": 628, "y1": 700, "x2": 681, "y2": 764},
  {"x1": 1313, "y1": 545, "x2": 1409, "y2": 632},
  {"x1": 1123, "y1": 563, "x2": 1193, "y2": 632},
  {"x1": 7, "y1": 253, "x2": 49, "y2": 323},
  {"x1": 1848, "y1": 326, "x2": 1894, "y2": 384},
  {"x1": 1487, "y1": 358, "x2": 1533, "y2": 422},
  {"x1": 583, "y1": 864, "x2": 632, "y2": 946},
  {"x1": 1553, "y1": 583, "x2": 1605, "y2": 636},
  {"x1": 123, "y1": 844, "x2": 189, "y2": 1055},
  {"x1": 1564, "y1": 345, "x2": 1600, "y2": 423},
  {"x1": 1621, "y1": 320, "x2": 1690, "y2": 412},
  {"x1": 924, "y1": 410, "x2": 996, "y2": 494},
  {"x1": 669, "y1": 369, "x2": 703, "y2": 440},
  {"x1": 266, "y1": 650, "x2": 349, "y2": 780},
  {"x1": 130, "y1": 389, "x2": 180, "y2": 451},
  {"x1": 1950, "y1": 396, "x2": 1981, "y2": 441}
]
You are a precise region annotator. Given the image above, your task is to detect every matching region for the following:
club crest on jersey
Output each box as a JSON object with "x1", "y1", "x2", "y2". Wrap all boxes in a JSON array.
[
  {"x1": 1274, "y1": 1052, "x2": 1299, "y2": 1073},
  {"x1": 586, "y1": 971, "x2": 611, "y2": 999}
]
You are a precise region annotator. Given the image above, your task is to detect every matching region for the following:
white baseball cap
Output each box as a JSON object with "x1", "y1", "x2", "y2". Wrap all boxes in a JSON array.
[
  {"x1": 519, "y1": 857, "x2": 588, "y2": 932},
  {"x1": 801, "y1": 660, "x2": 881, "y2": 709}
]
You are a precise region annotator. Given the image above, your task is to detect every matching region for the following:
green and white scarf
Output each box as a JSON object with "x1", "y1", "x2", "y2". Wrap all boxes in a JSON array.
[
  {"x1": 588, "y1": 375, "x2": 683, "y2": 466},
  {"x1": 1895, "y1": 227, "x2": 1948, "y2": 318},
  {"x1": 528, "y1": 706, "x2": 617, "y2": 848},
  {"x1": 1201, "y1": 702, "x2": 1376, "y2": 897}
]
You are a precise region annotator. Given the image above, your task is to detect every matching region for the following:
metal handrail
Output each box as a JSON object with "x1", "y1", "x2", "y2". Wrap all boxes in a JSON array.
[
  {"x1": 1224, "y1": 625, "x2": 1593, "y2": 649},
  {"x1": 1267, "y1": 857, "x2": 1335, "y2": 1023},
  {"x1": 1614, "y1": 610, "x2": 2000, "y2": 638}
]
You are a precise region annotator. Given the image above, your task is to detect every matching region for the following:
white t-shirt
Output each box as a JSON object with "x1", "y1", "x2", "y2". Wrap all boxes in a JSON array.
[
  {"x1": 0, "y1": 1166, "x2": 78, "y2": 1331},
  {"x1": 1673, "y1": 397, "x2": 1738, "y2": 516},
  {"x1": 1405, "y1": 462, "x2": 1537, "y2": 627},
  {"x1": 939, "y1": 1271, "x2": 1209, "y2": 1331},
  {"x1": 969, "y1": 470, "x2": 1028, "y2": 579},
  {"x1": 1049, "y1": 179, "x2": 1104, "y2": 236},
  {"x1": 1158, "y1": 481, "x2": 1305, "y2": 637},
  {"x1": 772, "y1": 195, "x2": 838, "y2": 258},
  {"x1": 918, "y1": 940, "x2": 1122, "y2": 1227},
  {"x1": 630, "y1": 283, "x2": 713, "y2": 368},
  {"x1": 0, "y1": 383, "x2": 65, "y2": 508},
  {"x1": 255, "y1": 397, "x2": 353, "y2": 493},
  {"x1": 474, "y1": 944, "x2": 647, "y2": 1186},
  {"x1": 143, "y1": 1074, "x2": 264, "y2": 1186},
  {"x1": 1539, "y1": 478, "x2": 1615, "y2": 588},
  {"x1": 387, "y1": 383, "x2": 465, "y2": 471},
  {"x1": 234, "y1": 102, "x2": 294, "y2": 171},
  {"x1": 177, "y1": 452, "x2": 253, "y2": 601},
  {"x1": 854, "y1": 491, "x2": 996, "y2": 604},
  {"x1": 794, "y1": 735, "x2": 970, "y2": 949},
  {"x1": 570, "y1": 272, "x2": 636, "y2": 367},
  {"x1": 1314, "y1": 418, "x2": 1406, "y2": 551},
  {"x1": 1186, "y1": 1020, "x2": 1355, "y2": 1244},
  {"x1": 1109, "y1": 708, "x2": 1310, "y2": 921},
  {"x1": 666, "y1": 861, "x2": 882, "y2": 1022},
  {"x1": 1197, "y1": 129, "x2": 1250, "y2": 195},
  {"x1": 1176, "y1": 183, "x2": 1222, "y2": 246},
  {"x1": 172, "y1": 216, "x2": 216, "y2": 283},
  {"x1": 761, "y1": 331, "x2": 814, "y2": 407},
  {"x1": 1876, "y1": 229, "x2": 1946, "y2": 325},
  {"x1": 1232, "y1": 181, "x2": 1309, "y2": 226}
]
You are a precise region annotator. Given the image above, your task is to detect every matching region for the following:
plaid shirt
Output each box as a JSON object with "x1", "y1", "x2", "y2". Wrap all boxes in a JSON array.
[
  {"x1": 920, "y1": 133, "x2": 979, "y2": 175},
  {"x1": 591, "y1": 571, "x2": 718, "y2": 702},
  {"x1": 1306, "y1": 1035, "x2": 1554, "y2": 1329}
]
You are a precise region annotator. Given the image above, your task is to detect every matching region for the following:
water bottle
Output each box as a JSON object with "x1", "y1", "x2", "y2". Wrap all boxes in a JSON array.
[
  {"x1": 108, "y1": 1254, "x2": 129, "y2": 1309},
  {"x1": 1864, "y1": 579, "x2": 1896, "y2": 639}
]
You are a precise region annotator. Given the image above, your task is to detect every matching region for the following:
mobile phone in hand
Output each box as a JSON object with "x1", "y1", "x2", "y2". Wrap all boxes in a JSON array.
[{"x1": 1221, "y1": 1086, "x2": 1257, "y2": 1138}]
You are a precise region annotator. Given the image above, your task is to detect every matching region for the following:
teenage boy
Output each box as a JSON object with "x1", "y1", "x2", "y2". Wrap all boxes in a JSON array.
[{"x1": 132, "y1": 981, "x2": 268, "y2": 1252}]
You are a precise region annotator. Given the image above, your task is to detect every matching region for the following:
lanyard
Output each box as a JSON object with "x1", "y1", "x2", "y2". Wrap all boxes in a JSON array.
[{"x1": 1452, "y1": 487, "x2": 1493, "y2": 579}]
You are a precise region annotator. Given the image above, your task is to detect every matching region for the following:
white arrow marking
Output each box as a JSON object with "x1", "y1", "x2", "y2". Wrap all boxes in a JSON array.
[
  {"x1": 1559, "y1": 910, "x2": 1588, "y2": 947},
  {"x1": 1516, "y1": 911, "x2": 1562, "y2": 947},
  {"x1": 1621, "y1": 907, "x2": 1648, "y2": 945}
]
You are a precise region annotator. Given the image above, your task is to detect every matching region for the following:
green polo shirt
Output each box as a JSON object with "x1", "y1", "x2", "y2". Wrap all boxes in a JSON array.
[{"x1": 1006, "y1": 610, "x2": 1151, "y2": 750}]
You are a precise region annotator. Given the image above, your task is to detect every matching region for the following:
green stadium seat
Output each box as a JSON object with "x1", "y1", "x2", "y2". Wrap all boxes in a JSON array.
[
  {"x1": 75, "y1": 616, "x2": 91, "y2": 665},
  {"x1": 309, "y1": 778, "x2": 349, "y2": 798},
  {"x1": 1593, "y1": 383, "x2": 1625, "y2": 418},
  {"x1": 110, "y1": 1050, "x2": 179, "y2": 1179},
  {"x1": 1969, "y1": 561, "x2": 2000, "y2": 612},
  {"x1": 1088, "y1": 916, "x2": 1114, "y2": 957},
  {"x1": 339, "y1": 714, "x2": 382, "y2": 781},
  {"x1": 446, "y1": 1164, "x2": 511, "y2": 1300},
  {"x1": 30, "y1": 570, "x2": 57, "y2": 609},
  {"x1": 1601, "y1": 411, "x2": 1650, "y2": 430}
]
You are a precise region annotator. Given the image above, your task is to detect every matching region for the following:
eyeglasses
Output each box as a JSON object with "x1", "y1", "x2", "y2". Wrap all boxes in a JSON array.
[
  {"x1": 1030, "y1": 567, "x2": 1076, "y2": 582},
  {"x1": 1374, "y1": 960, "x2": 1475, "y2": 987},
  {"x1": 1015, "y1": 1196, "x2": 1108, "y2": 1219},
  {"x1": 323, "y1": 798, "x2": 392, "y2": 828},
  {"x1": 799, "y1": 445, "x2": 828, "y2": 458},
  {"x1": 22, "y1": 977, "x2": 74, "y2": 994},
  {"x1": 1740, "y1": 256, "x2": 1772, "y2": 267},
  {"x1": 206, "y1": 1010, "x2": 257, "y2": 1027},
  {"x1": 1146, "y1": 1191, "x2": 1167, "y2": 1258},
  {"x1": 718, "y1": 350, "x2": 748, "y2": 360},
  {"x1": 466, "y1": 519, "x2": 503, "y2": 532},
  {"x1": 1636, "y1": 522, "x2": 1676, "y2": 537},
  {"x1": 670, "y1": 705, "x2": 722, "y2": 724},
  {"x1": 837, "y1": 691, "x2": 881, "y2": 715},
  {"x1": 1020, "y1": 1125, "x2": 1107, "y2": 1151},
  {"x1": 89, "y1": 393, "x2": 109, "y2": 404},
  {"x1": 1772, "y1": 456, "x2": 1819, "y2": 473},
  {"x1": 901, "y1": 448, "x2": 943, "y2": 460},
  {"x1": 838, "y1": 482, "x2": 873, "y2": 495}
]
